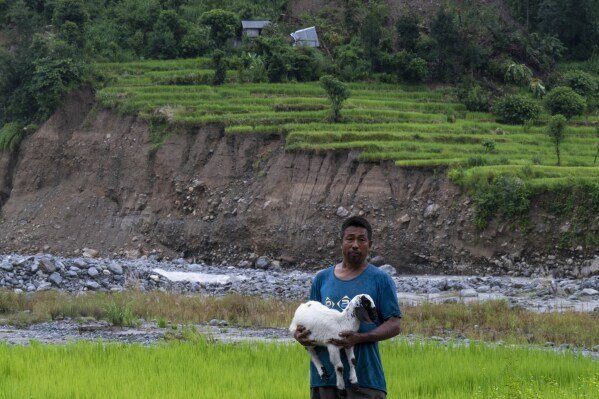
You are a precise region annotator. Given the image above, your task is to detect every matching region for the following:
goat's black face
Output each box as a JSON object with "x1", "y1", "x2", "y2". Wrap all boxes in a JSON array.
[{"x1": 355, "y1": 295, "x2": 378, "y2": 323}]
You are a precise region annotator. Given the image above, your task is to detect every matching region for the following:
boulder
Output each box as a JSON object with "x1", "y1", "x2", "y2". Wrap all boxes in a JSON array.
[
  {"x1": 87, "y1": 267, "x2": 99, "y2": 277},
  {"x1": 108, "y1": 263, "x2": 123, "y2": 275},
  {"x1": 255, "y1": 256, "x2": 270, "y2": 270},
  {"x1": 48, "y1": 272, "x2": 63, "y2": 287},
  {"x1": 460, "y1": 288, "x2": 478, "y2": 297},
  {"x1": 378, "y1": 264, "x2": 397, "y2": 276},
  {"x1": 336, "y1": 206, "x2": 350, "y2": 218},
  {"x1": 39, "y1": 258, "x2": 57, "y2": 273}
]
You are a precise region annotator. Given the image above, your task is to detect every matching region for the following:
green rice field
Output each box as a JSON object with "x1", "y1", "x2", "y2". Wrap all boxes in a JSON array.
[
  {"x1": 0, "y1": 339, "x2": 597, "y2": 399},
  {"x1": 93, "y1": 57, "x2": 599, "y2": 189}
]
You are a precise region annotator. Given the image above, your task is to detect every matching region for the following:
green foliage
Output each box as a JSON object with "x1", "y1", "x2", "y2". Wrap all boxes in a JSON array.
[
  {"x1": 462, "y1": 85, "x2": 490, "y2": 112},
  {"x1": 493, "y1": 95, "x2": 541, "y2": 124},
  {"x1": 200, "y1": 9, "x2": 239, "y2": 48},
  {"x1": 544, "y1": 86, "x2": 586, "y2": 119},
  {"x1": 546, "y1": 114, "x2": 567, "y2": 166},
  {"x1": 212, "y1": 50, "x2": 227, "y2": 86},
  {"x1": 394, "y1": 51, "x2": 427, "y2": 83},
  {"x1": 319, "y1": 75, "x2": 350, "y2": 123},
  {"x1": 529, "y1": 78, "x2": 545, "y2": 98},
  {"x1": 504, "y1": 63, "x2": 532, "y2": 86},
  {"x1": 474, "y1": 175, "x2": 531, "y2": 229},
  {"x1": 563, "y1": 70, "x2": 598, "y2": 98},
  {"x1": 335, "y1": 38, "x2": 370, "y2": 81},
  {"x1": 482, "y1": 139, "x2": 496, "y2": 153},
  {"x1": 0, "y1": 122, "x2": 25, "y2": 152},
  {"x1": 396, "y1": 14, "x2": 420, "y2": 52},
  {"x1": 104, "y1": 301, "x2": 139, "y2": 327}
]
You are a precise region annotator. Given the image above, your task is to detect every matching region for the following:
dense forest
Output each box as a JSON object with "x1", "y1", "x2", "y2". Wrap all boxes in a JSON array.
[{"x1": 0, "y1": 0, "x2": 598, "y2": 143}]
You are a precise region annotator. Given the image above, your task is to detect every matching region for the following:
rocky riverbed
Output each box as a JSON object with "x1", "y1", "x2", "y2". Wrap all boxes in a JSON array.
[{"x1": 1, "y1": 253, "x2": 599, "y2": 348}]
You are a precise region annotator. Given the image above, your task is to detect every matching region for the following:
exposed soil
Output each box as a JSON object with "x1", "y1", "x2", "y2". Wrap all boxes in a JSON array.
[{"x1": 0, "y1": 90, "x2": 597, "y2": 275}]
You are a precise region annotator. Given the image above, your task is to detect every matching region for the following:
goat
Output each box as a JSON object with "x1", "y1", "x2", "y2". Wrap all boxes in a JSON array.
[{"x1": 289, "y1": 294, "x2": 377, "y2": 394}]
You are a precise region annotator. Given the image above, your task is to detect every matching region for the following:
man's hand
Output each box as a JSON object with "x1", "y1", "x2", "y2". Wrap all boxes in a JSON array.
[
  {"x1": 329, "y1": 331, "x2": 363, "y2": 349},
  {"x1": 294, "y1": 325, "x2": 317, "y2": 347}
]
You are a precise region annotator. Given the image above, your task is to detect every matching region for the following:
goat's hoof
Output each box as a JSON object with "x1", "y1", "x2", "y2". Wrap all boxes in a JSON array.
[
  {"x1": 336, "y1": 388, "x2": 347, "y2": 398},
  {"x1": 350, "y1": 383, "x2": 360, "y2": 392}
]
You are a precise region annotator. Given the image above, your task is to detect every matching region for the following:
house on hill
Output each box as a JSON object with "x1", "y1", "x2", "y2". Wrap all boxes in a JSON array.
[
  {"x1": 241, "y1": 20, "x2": 271, "y2": 38},
  {"x1": 290, "y1": 26, "x2": 320, "y2": 47}
]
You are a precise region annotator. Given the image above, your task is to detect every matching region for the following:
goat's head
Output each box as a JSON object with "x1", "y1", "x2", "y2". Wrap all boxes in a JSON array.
[{"x1": 352, "y1": 294, "x2": 377, "y2": 323}]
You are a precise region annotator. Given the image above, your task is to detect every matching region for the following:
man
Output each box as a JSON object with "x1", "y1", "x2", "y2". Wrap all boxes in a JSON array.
[{"x1": 294, "y1": 216, "x2": 402, "y2": 399}]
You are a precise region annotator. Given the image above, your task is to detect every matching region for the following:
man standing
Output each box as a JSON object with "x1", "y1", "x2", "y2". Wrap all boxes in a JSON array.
[{"x1": 294, "y1": 216, "x2": 402, "y2": 399}]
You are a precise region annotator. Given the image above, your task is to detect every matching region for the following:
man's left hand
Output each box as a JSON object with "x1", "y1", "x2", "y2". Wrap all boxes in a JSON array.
[{"x1": 329, "y1": 331, "x2": 363, "y2": 348}]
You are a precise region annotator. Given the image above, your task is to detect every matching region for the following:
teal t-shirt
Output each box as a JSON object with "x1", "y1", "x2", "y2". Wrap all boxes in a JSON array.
[{"x1": 308, "y1": 264, "x2": 401, "y2": 393}]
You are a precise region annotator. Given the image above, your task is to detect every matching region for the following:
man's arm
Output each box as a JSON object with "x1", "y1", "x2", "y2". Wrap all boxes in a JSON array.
[{"x1": 329, "y1": 316, "x2": 401, "y2": 348}]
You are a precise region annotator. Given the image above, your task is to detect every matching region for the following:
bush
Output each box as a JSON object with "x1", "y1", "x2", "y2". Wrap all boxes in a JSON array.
[
  {"x1": 493, "y1": 95, "x2": 541, "y2": 124},
  {"x1": 104, "y1": 301, "x2": 139, "y2": 327},
  {"x1": 544, "y1": 86, "x2": 586, "y2": 119},
  {"x1": 320, "y1": 75, "x2": 350, "y2": 123},
  {"x1": 212, "y1": 50, "x2": 226, "y2": 86},
  {"x1": 546, "y1": 114, "x2": 567, "y2": 166},
  {"x1": 0, "y1": 122, "x2": 25, "y2": 152},
  {"x1": 504, "y1": 63, "x2": 532, "y2": 86},
  {"x1": 395, "y1": 51, "x2": 427, "y2": 82},
  {"x1": 563, "y1": 70, "x2": 598, "y2": 98},
  {"x1": 462, "y1": 85, "x2": 490, "y2": 112},
  {"x1": 474, "y1": 175, "x2": 531, "y2": 229}
]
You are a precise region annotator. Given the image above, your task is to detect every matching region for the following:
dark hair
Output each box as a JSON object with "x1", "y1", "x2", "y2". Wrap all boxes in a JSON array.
[{"x1": 341, "y1": 216, "x2": 372, "y2": 242}]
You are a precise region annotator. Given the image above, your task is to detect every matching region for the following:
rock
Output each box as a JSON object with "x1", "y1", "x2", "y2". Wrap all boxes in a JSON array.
[
  {"x1": 255, "y1": 256, "x2": 270, "y2": 270},
  {"x1": 378, "y1": 264, "x2": 397, "y2": 276},
  {"x1": 87, "y1": 267, "x2": 99, "y2": 277},
  {"x1": 398, "y1": 214, "x2": 411, "y2": 224},
  {"x1": 370, "y1": 255, "x2": 385, "y2": 266},
  {"x1": 580, "y1": 256, "x2": 599, "y2": 277},
  {"x1": 25, "y1": 284, "x2": 36, "y2": 292},
  {"x1": 108, "y1": 263, "x2": 123, "y2": 275},
  {"x1": 85, "y1": 281, "x2": 101, "y2": 290},
  {"x1": 424, "y1": 204, "x2": 440, "y2": 218},
  {"x1": 74, "y1": 259, "x2": 88, "y2": 268},
  {"x1": 580, "y1": 288, "x2": 599, "y2": 296},
  {"x1": 36, "y1": 282, "x2": 52, "y2": 291},
  {"x1": 82, "y1": 248, "x2": 99, "y2": 258},
  {"x1": 270, "y1": 260, "x2": 282, "y2": 271},
  {"x1": 336, "y1": 206, "x2": 350, "y2": 218},
  {"x1": 124, "y1": 249, "x2": 141, "y2": 259},
  {"x1": 476, "y1": 285, "x2": 491, "y2": 293},
  {"x1": 238, "y1": 260, "x2": 252, "y2": 268},
  {"x1": 48, "y1": 272, "x2": 63, "y2": 286},
  {"x1": 39, "y1": 258, "x2": 56, "y2": 273},
  {"x1": 149, "y1": 275, "x2": 160, "y2": 282},
  {"x1": 0, "y1": 263, "x2": 13, "y2": 271},
  {"x1": 209, "y1": 319, "x2": 220, "y2": 326},
  {"x1": 460, "y1": 289, "x2": 478, "y2": 297}
]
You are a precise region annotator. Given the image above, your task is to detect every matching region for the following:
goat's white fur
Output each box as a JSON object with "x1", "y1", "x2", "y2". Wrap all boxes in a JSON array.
[{"x1": 289, "y1": 294, "x2": 375, "y2": 392}]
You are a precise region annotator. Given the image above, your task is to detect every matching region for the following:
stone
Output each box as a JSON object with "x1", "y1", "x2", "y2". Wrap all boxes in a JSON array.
[
  {"x1": 82, "y1": 248, "x2": 99, "y2": 258},
  {"x1": 87, "y1": 267, "x2": 99, "y2": 277},
  {"x1": 270, "y1": 260, "x2": 282, "y2": 271},
  {"x1": 336, "y1": 206, "x2": 350, "y2": 218},
  {"x1": 424, "y1": 204, "x2": 440, "y2": 218},
  {"x1": 0, "y1": 263, "x2": 13, "y2": 271},
  {"x1": 149, "y1": 275, "x2": 160, "y2": 282},
  {"x1": 378, "y1": 264, "x2": 397, "y2": 276},
  {"x1": 74, "y1": 259, "x2": 88, "y2": 268},
  {"x1": 108, "y1": 263, "x2": 123, "y2": 275},
  {"x1": 369, "y1": 255, "x2": 385, "y2": 266},
  {"x1": 238, "y1": 260, "x2": 252, "y2": 268},
  {"x1": 255, "y1": 256, "x2": 270, "y2": 270},
  {"x1": 85, "y1": 281, "x2": 101, "y2": 290},
  {"x1": 39, "y1": 258, "x2": 56, "y2": 273},
  {"x1": 209, "y1": 319, "x2": 220, "y2": 326},
  {"x1": 36, "y1": 282, "x2": 52, "y2": 291},
  {"x1": 476, "y1": 285, "x2": 491, "y2": 293},
  {"x1": 48, "y1": 272, "x2": 63, "y2": 286},
  {"x1": 398, "y1": 214, "x2": 411, "y2": 224},
  {"x1": 460, "y1": 288, "x2": 478, "y2": 297},
  {"x1": 580, "y1": 288, "x2": 599, "y2": 296},
  {"x1": 25, "y1": 284, "x2": 36, "y2": 292},
  {"x1": 580, "y1": 256, "x2": 599, "y2": 277}
]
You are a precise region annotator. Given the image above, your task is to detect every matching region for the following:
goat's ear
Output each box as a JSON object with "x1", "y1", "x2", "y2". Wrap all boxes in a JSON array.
[{"x1": 354, "y1": 304, "x2": 374, "y2": 323}]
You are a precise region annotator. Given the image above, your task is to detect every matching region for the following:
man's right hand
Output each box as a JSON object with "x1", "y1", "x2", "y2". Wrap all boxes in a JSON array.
[{"x1": 294, "y1": 325, "x2": 317, "y2": 347}]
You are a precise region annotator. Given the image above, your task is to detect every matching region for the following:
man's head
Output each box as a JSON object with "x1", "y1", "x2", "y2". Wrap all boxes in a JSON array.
[{"x1": 340, "y1": 216, "x2": 372, "y2": 267}]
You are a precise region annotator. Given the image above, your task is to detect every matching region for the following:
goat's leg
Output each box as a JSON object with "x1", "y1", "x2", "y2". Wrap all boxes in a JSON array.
[
  {"x1": 306, "y1": 347, "x2": 330, "y2": 381},
  {"x1": 326, "y1": 344, "x2": 346, "y2": 396},
  {"x1": 343, "y1": 346, "x2": 359, "y2": 391}
]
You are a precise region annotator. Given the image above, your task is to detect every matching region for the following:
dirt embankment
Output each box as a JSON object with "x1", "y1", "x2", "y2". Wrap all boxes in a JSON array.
[{"x1": 0, "y1": 90, "x2": 596, "y2": 275}]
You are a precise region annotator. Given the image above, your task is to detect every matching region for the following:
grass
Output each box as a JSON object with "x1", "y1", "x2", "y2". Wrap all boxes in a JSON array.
[
  {"x1": 1, "y1": 290, "x2": 598, "y2": 348},
  {"x1": 0, "y1": 340, "x2": 596, "y2": 398},
  {"x1": 92, "y1": 58, "x2": 599, "y2": 192}
]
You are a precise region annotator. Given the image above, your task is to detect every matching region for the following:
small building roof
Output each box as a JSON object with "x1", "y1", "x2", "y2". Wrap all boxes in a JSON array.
[
  {"x1": 290, "y1": 26, "x2": 320, "y2": 47},
  {"x1": 241, "y1": 20, "x2": 271, "y2": 30}
]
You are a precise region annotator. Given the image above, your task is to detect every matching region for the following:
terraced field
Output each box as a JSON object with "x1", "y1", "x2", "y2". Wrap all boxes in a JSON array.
[{"x1": 94, "y1": 58, "x2": 599, "y2": 189}]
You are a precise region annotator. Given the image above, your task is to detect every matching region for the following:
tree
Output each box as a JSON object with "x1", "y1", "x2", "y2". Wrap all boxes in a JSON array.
[
  {"x1": 594, "y1": 125, "x2": 599, "y2": 166},
  {"x1": 320, "y1": 75, "x2": 350, "y2": 123},
  {"x1": 212, "y1": 50, "x2": 226, "y2": 85},
  {"x1": 546, "y1": 114, "x2": 567, "y2": 166},
  {"x1": 544, "y1": 86, "x2": 586, "y2": 119},
  {"x1": 200, "y1": 9, "x2": 239, "y2": 49},
  {"x1": 396, "y1": 14, "x2": 420, "y2": 52},
  {"x1": 493, "y1": 94, "x2": 541, "y2": 124}
]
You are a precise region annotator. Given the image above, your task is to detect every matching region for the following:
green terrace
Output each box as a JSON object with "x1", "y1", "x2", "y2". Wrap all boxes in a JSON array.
[{"x1": 93, "y1": 58, "x2": 599, "y2": 189}]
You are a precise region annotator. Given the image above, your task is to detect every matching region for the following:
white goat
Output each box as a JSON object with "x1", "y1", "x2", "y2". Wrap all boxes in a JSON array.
[{"x1": 289, "y1": 294, "x2": 377, "y2": 394}]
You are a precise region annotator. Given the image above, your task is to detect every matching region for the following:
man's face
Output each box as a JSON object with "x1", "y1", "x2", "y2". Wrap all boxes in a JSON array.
[{"x1": 341, "y1": 226, "x2": 371, "y2": 266}]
